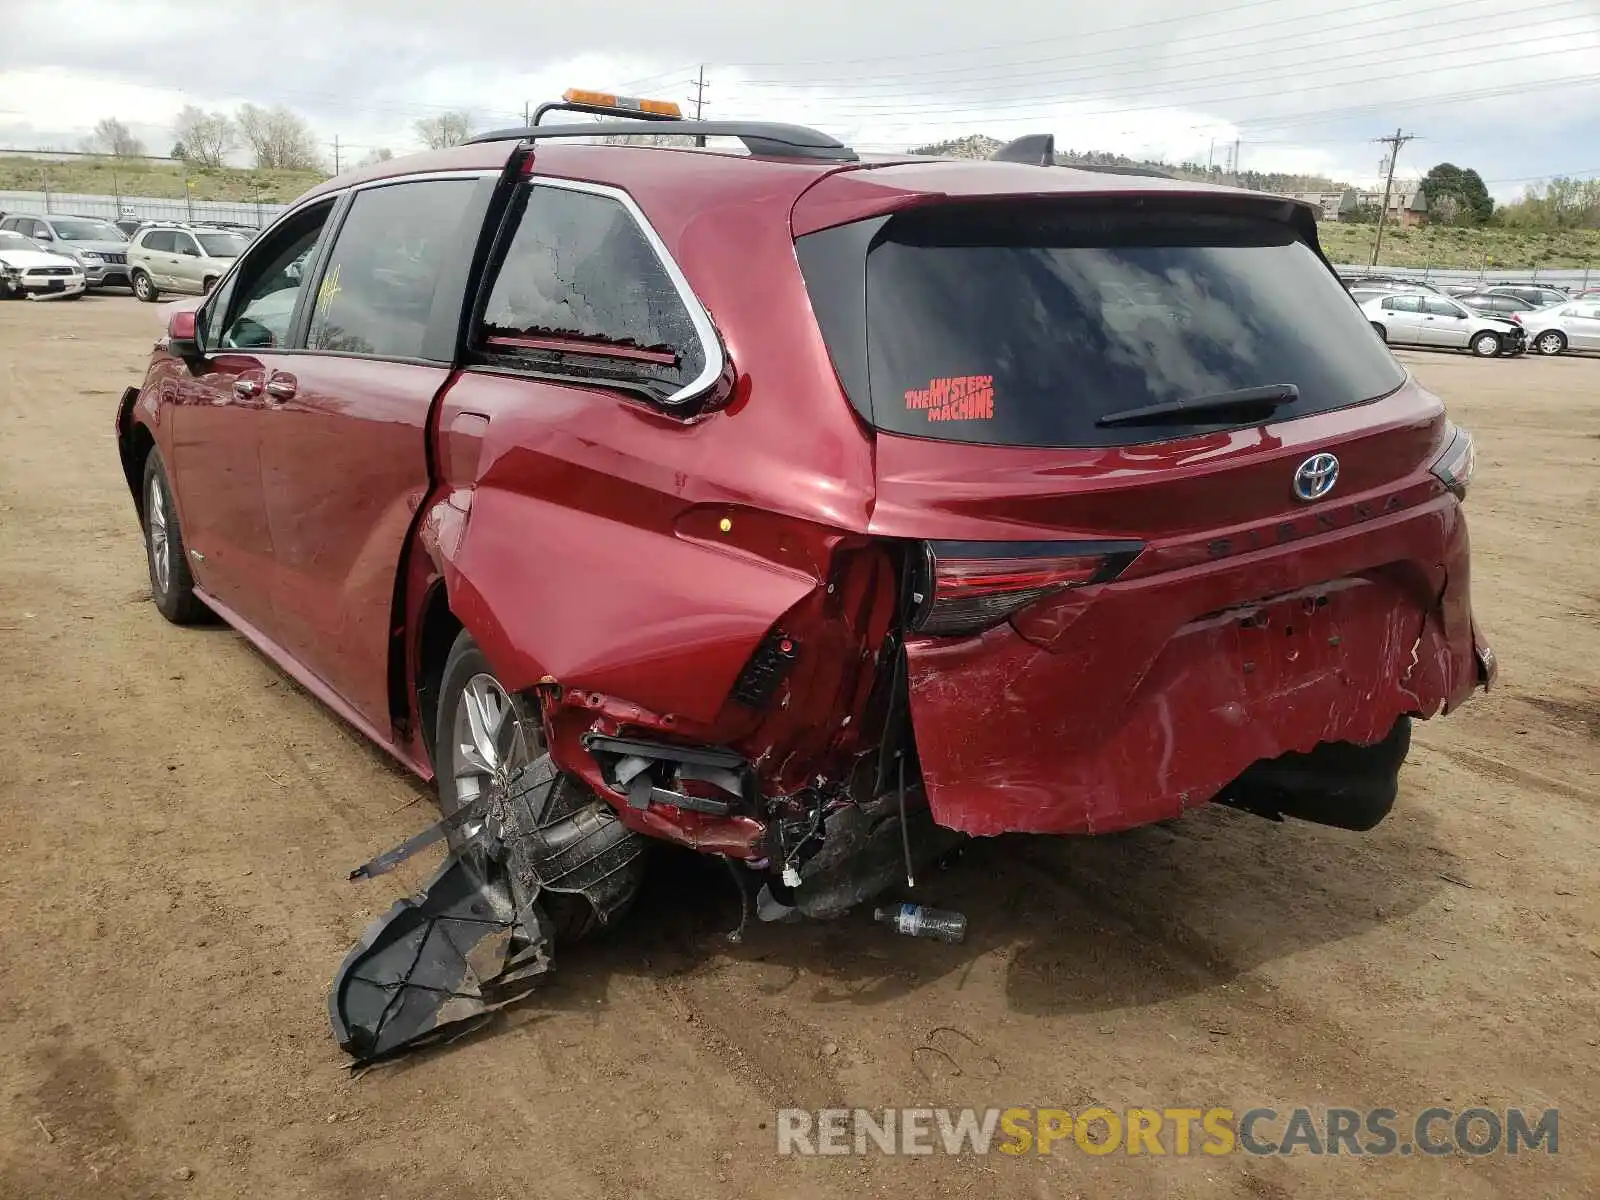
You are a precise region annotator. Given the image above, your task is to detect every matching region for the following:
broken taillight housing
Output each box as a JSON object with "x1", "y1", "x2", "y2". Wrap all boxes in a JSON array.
[
  {"x1": 1430, "y1": 421, "x2": 1476, "y2": 500},
  {"x1": 907, "y1": 540, "x2": 1143, "y2": 637}
]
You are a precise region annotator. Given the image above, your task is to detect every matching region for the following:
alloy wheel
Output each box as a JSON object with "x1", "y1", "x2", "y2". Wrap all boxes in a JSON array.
[
  {"x1": 147, "y1": 475, "x2": 169, "y2": 595},
  {"x1": 450, "y1": 673, "x2": 540, "y2": 845}
]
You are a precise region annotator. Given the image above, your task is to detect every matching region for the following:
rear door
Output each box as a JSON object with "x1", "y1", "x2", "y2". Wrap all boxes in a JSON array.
[
  {"x1": 1570, "y1": 304, "x2": 1600, "y2": 350},
  {"x1": 169, "y1": 231, "x2": 204, "y2": 293},
  {"x1": 167, "y1": 200, "x2": 339, "y2": 633},
  {"x1": 1422, "y1": 296, "x2": 1471, "y2": 347},
  {"x1": 139, "y1": 230, "x2": 175, "y2": 288},
  {"x1": 256, "y1": 173, "x2": 495, "y2": 732},
  {"x1": 1380, "y1": 294, "x2": 1424, "y2": 344},
  {"x1": 797, "y1": 199, "x2": 1454, "y2": 834}
]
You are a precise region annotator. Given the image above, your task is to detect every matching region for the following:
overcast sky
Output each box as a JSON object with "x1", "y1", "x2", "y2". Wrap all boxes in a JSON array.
[{"x1": 2, "y1": 0, "x2": 1597, "y2": 197}]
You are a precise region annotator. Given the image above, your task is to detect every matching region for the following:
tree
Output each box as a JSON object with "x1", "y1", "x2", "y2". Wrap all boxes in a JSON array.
[
  {"x1": 236, "y1": 104, "x2": 323, "y2": 171},
  {"x1": 173, "y1": 106, "x2": 236, "y2": 168},
  {"x1": 413, "y1": 111, "x2": 474, "y2": 150},
  {"x1": 1419, "y1": 163, "x2": 1493, "y2": 226},
  {"x1": 87, "y1": 117, "x2": 146, "y2": 158},
  {"x1": 358, "y1": 147, "x2": 394, "y2": 167}
]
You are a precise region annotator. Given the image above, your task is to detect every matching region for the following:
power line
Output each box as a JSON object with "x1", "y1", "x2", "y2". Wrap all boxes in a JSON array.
[
  {"x1": 722, "y1": 0, "x2": 1323, "y2": 69},
  {"x1": 771, "y1": 35, "x2": 1598, "y2": 119},
  {"x1": 730, "y1": 7, "x2": 1593, "y2": 104},
  {"x1": 733, "y1": 0, "x2": 1592, "y2": 87}
]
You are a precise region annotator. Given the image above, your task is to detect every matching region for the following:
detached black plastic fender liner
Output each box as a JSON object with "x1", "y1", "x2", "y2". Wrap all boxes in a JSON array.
[
  {"x1": 329, "y1": 852, "x2": 553, "y2": 1067},
  {"x1": 329, "y1": 754, "x2": 646, "y2": 1064}
]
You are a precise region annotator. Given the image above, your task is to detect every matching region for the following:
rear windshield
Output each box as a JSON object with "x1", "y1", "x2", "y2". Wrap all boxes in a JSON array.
[{"x1": 805, "y1": 204, "x2": 1406, "y2": 448}]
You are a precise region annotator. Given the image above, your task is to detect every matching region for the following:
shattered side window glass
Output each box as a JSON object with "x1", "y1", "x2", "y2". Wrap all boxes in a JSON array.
[{"x1": 478, "y1": 185, "x2": 707, "y2": 397}]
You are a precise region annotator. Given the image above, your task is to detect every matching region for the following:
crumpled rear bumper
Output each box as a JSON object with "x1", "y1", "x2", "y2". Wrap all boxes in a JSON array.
[{"x1": 905, "y1": 494, "x2": 1490, "y2": 837}]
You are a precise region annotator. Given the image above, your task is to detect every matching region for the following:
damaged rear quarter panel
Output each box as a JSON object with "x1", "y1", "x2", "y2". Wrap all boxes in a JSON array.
[{"x1": 426, "y1": 370, "x2": 871, "y2": 727}]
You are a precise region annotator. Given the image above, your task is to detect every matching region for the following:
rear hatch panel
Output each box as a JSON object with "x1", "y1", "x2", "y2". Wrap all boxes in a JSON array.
[{"x1": 795, "y1": 190, "x2": 1486, "y2": 835}]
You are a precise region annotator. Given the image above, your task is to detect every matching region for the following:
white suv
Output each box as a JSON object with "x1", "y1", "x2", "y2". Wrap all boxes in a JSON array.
[{"x1": 127, "y1": 225, "x2": 251, "y2": 302}]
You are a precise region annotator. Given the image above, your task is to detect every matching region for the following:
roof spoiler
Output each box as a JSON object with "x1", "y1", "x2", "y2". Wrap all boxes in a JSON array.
[
  {"x1": 988, "y1": 134, "x2": 1178, "y2": 179},
  {"x1": 990, "y1": 133, "x2": 1056, "y2": 166}
]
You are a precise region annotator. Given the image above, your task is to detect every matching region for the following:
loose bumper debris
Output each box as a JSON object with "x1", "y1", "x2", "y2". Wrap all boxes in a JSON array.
[{"x1": 329, "y1": 848, "x2": 552, "y2": 1067}]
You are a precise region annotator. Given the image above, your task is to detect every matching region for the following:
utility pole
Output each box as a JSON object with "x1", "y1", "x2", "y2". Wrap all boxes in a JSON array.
[
  {"x1": 692, "y1": 65, "x2": 709, "y2": 147},
  {"x1": 523, "y1": 100, "x2": 532, "y2": 127},
  {"x1": 1206, "y1": 138, "x2": 1215, "y2": 174},
  {"x1": 332, "y1": 135, "x2": 341, "y2": 174},
  {"x1": 1232, "y1": 137, "x2": 1241, "y2": 186},
  {"x1": 1369, "y1": 127, "x2": 1415, "y2": 267}
]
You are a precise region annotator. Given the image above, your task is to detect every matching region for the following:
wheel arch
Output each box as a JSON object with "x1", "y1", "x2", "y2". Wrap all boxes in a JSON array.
[
  {"x1": 116, "y1": 389, "x2": 156, "y2": 522},
  {"x1": 391, "y1": 491, "x2": 559, "y2": 774}
]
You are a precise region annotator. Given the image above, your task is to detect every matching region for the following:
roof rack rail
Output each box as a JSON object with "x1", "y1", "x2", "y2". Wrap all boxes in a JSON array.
[{"x1": 467, "y1": 118, "x2": 859, "y2": 163}]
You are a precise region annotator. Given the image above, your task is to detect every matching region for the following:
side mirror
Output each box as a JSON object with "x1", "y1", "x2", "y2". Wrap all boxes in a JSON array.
[{"x1": 168, "y1": 310, "x2": 200, "y2": 359}]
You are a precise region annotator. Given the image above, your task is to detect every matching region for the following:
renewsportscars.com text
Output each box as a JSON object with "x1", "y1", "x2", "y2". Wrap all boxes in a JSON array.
[{"x1": 775, "y1": 1106, "x2": 1558, "y2": 1157}]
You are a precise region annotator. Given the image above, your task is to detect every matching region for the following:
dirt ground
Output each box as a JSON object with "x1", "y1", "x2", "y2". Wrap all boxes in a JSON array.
[{"x1": 1, "y1": 295, "x2": 1596, "y2": 1200}]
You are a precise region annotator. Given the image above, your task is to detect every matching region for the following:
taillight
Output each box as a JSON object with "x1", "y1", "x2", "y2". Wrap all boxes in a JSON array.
[
  {"x1": 1510, "y1": 313, "x2": 1523, "y2": 325},
  {"x1": 907, "y1": 540, "x2": 1143, "y2": 637},
  {"x1": 1430, "y1": 421, "x2": 1476, "y2": 500}
]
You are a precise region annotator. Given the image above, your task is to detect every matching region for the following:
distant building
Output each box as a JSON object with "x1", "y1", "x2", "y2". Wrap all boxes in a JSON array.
[{"x1": 1278, "y1": 187, "x2": 1429, "y2": 226}]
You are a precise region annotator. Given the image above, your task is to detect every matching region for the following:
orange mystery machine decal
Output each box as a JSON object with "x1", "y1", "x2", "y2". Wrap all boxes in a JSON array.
[{"x1": 904, "y1": 375, "x2": 995, "y2": 422}]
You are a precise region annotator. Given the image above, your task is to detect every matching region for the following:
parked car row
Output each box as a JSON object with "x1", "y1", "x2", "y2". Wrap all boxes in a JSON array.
[
  {"x1": 0, "y1": 228, "x2": 86, "y2": 299},
  {"x1": 1341, "y1": 275, "x2": 1600, "y2": 358},
  {"x1": 0, "y1": 213, "x2": 131, "y2": 289},
  {"x1": 0, "y1": 213, "x2": 255, "y2": 301}
]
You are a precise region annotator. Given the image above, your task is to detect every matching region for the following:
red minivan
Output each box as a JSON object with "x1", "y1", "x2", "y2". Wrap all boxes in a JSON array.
[{"x1": 116, "y1": 96, "x2": 1495, "y2": 936}]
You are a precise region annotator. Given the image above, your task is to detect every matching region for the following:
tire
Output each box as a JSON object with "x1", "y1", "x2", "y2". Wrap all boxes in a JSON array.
[
  {"x1": 131, "y1": 269, "x2": 158, "y2": 303},
  {"x1": 1370, "y1": 322, "x2": 1387, "y2": 343},
  {"x1": 434, "y1": 631, "x2": 611, "y2": 945},
  {"x1": 1534, "y1": 330, "x2": 1566, "y2": 356},
  {"x1": 141, "y1": 448, "x2": 208, "y2": 624},
  {"x1": 1470, "y1": 331, "x2": 1501, "y2": 358}
]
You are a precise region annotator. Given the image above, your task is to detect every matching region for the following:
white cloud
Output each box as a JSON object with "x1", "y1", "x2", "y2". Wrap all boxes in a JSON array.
[{"x1": 2, "y1": 0, "x2": 1596, "y2": 193}]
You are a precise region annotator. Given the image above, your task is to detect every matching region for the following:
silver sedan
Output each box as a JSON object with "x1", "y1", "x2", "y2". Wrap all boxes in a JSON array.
[
  {"x1": 1357, "y1": 291, "x2": 1526, "y2": 357},
  {"x1": 1521, "y1": 301, "x2": 1600, "y2": 356}
]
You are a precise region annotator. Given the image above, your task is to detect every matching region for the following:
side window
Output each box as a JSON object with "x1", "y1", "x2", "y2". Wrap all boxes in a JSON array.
[
  {"x1": 306, "y1": 179, "x2": 477, "y2": 360},
  {"x1": 1423, "y1": 298, "x2": 1458, "y2": 317},
  {"x1": 476, "y1": 183, "x2": 710, "y2": 402},
  {"x1": 215, "y1": 200, "x2": 335, "y2": 351},
  {"x1": 173, "y1": 232, "x2": 200, "y2": 257},
  {"x1": 143, "y1": 230, "x2": 175, "y2": 253},
  {"x1": 1388, "y1": 296, "x2": 1421, "y2": 313}
]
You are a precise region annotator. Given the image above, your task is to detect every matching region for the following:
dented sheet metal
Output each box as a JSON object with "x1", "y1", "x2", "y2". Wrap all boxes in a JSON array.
[{"x1": 905, "y1": 498, "x2": 1482, "y2": 837}]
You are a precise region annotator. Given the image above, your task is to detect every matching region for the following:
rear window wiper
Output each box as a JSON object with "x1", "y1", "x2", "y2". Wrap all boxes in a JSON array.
[{"x1": 1095, "y1": 383, "x2": 1299, "y2": 428}]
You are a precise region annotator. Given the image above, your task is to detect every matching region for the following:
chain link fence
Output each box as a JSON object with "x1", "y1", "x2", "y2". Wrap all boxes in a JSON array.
[{"x1": 0, "y1": 189, "x2": 289, "y2": 229}]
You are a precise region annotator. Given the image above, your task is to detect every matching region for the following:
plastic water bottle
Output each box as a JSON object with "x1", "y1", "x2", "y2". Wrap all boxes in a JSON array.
[{"x1": 874, "y1": 903, "x2": 967, "y2": 943}]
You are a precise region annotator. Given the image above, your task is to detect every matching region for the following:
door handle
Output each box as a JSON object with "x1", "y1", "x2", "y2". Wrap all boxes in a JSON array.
[
  {"x1": 265, "y1": 375, "x2": 298, "y2": 401},
  {"x1": 233, "y1": 378, "x2": 261, "y2": 398}
]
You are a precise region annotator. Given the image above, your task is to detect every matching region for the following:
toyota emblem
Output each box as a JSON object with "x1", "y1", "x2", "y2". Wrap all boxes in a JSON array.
[{"x1": 1292, "y1": 453, "x2": 1340, "y2": 502}]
